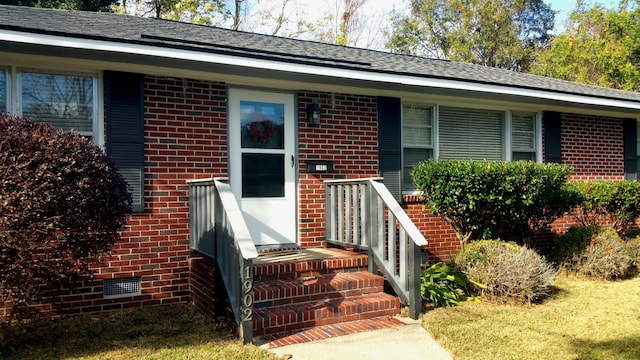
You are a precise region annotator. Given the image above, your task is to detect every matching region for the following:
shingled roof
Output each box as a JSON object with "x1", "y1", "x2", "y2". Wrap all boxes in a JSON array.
[{"x1": 2, "y1": 4, "x2": 640, "y2": 105}]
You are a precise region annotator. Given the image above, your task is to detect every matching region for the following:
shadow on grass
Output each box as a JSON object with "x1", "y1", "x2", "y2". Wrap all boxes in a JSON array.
[
  {"x1": 1, "y1": 304, "x2": 249, "y2": 360},
  {"x1": 570, "y1": 336, "x2": 640, "y2": 360}
]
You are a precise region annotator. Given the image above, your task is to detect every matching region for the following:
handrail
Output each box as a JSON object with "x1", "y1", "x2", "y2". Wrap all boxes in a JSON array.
[
  {"x1": 325, "y1": 178, "x2": 427, "y2": 319},
  {"x1": 188, "y1": 177, "x2": 257, "y2": 344}
]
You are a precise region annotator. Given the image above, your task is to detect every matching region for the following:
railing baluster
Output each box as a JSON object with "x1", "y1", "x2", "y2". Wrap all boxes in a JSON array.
[
  {"x1": 345, "y1": 185, "x2": 352, "y2": 244},
  {"x1": 399, "y1": 226, "x2": 407, "y2": 291},
  {"x1": 338, "y1": 184, "x2": 344, "y2": 242},
  {"x1": 352, "y1": 184, "x2": 360, "y2": 246}
]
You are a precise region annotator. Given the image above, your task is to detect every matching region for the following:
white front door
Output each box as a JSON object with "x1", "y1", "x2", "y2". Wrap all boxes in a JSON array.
[{"x1": 228, "y1": 88, "x2": 297, "y2": 248}]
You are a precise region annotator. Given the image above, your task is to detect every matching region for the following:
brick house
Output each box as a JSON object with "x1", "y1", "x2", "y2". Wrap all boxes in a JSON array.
[{"x1": 1, "y1": 5, "x2": 640, "y2": 343}]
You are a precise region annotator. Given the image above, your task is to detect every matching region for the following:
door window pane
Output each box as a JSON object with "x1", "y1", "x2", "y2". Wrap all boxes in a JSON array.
[
  {"x1": 21, "y1": 72, "x2": 94, "y2": 132},
  {"x1": 242, "y1": 153, "x2": 284, "y2": 198},
  {"x1": 240, "y1": 101, "x2": 284, "y2": 149}
]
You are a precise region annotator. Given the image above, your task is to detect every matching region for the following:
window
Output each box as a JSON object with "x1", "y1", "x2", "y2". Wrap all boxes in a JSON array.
[
  {"x1": 0, "y1": 69, "x2": 7, "y2": 112},
  {"x1": 402, "y1": 105, "x2": 433, "y2": 190},
  {"x1": 2, "y1": 68, "x2": 100, "y2": 143},
  {"x1": 398, "y1": 103, "x2": 541, "y2": 193},
  {"x1": 439, "y1": 106, "x2": 503, "y2": 161},
  {"x1": 20, "y1": 71, "x2": 96, "y2": 137},
  {"x1": 512, "y1": 112, "x2": 537, "y2": 161}
]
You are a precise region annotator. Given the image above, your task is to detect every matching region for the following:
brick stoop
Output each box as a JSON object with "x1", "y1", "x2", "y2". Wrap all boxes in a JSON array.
[{"x1": 252, "y1": 248, "x2": 402, "y2": 346}]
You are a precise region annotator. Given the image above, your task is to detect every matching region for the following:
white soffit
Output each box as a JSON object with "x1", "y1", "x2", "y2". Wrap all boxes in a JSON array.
[{"x1": 3, "y1": 29, "x2": 640, "y2": 112}]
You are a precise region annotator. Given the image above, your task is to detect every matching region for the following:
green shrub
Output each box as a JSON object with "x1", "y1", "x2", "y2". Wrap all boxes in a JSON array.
[
  {"x1": 411, "y1": 160, "x2": 578, "y2": 245},
  {"x1": 553, "y1": 225, "x2": 601, "y2": 271},
  {"x1": 575, "y1": 231, "x2": 634, "y2": 280},
  {"x1": 0, "y1": 114, "x2": 132, "y2": 317},
  {"x1": 570, "y1": 181, "x2": 640, "y2": 237},
  {"x1": 420, "y1": 262, "x2": 482, "y2": 307},
  {"x1": 453, "y1": 240, "x2": 555, "y2": 304}
]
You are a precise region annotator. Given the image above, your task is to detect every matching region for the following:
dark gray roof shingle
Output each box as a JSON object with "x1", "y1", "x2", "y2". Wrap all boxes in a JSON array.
[{"x1": 2, "y1": 4, "x2": 639, "y2": 103}]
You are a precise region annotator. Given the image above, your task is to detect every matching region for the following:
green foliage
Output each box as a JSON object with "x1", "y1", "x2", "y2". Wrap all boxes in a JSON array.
[
  {"x1": 420, "y1": 262, "x2": 482, "y2": 307},
  {"x1": 454, "y1": 240, "x2": 555, "y2": 304},
  {"x1": 411, "y1": 160, "x2": 578, "y2": 245},
  {"x1": 0, "y1": 0, "x2": 114, "y2": 11},
  {"x1": 387, "y1": 0, "x2": 554, "y2": 71},
  {"x1": 0, "y1": 114, "x2": 132, "y2": 316},
  {"x1": 570, "y1": 181, "x2": 640, "y2": 236},
  {"x1": 576, "y1": 230, "x2": 634, "y2": 280},
  {"x1": 531, "y1": 2, "x2": 640, "y2": 91}
]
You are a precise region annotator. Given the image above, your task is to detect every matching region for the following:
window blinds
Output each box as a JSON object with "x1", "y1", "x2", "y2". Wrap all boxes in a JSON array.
[{"x1": 439, "y1": 106, "x2": 503, "y2": 161}]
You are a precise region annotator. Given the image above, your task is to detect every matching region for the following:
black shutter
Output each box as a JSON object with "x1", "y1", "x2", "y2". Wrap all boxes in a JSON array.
[
  {"x1": 543, "y1": 111, "x2": 562, "y2": 164},
  {"x1": 623, "y1": 118, "x2": 637, "y2": 180},
  {"x1": 105, "y1": 71, "x2": 145, "y2": 212},
  {"x1": 377, "y1": 97, "x2": 402, "y2": 202}
]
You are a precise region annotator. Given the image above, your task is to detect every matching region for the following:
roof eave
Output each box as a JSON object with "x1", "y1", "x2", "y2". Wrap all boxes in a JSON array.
[{"x1": 2, "y1": 28, "x2": 640, "y2": 112}]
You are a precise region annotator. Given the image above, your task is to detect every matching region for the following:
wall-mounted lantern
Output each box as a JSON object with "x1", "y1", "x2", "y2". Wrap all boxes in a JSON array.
[{"x1": 307, "y1": 103, "x2": 321, "y2": 125}]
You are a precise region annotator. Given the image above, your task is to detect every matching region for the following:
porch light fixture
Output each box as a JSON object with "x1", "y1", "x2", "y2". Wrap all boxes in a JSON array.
[{"x1": 307, "y1": 103, "x2": 321, "y2": 125}]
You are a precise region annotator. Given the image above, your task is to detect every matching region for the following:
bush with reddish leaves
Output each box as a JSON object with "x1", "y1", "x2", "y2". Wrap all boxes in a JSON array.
[{"x1": 0, "y1": 113, "x2": 131, "y2": 317}]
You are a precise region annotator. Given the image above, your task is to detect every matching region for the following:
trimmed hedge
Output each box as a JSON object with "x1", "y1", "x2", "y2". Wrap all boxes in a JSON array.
[
  {"x1": 411, "y1": 160, "x2": 578, "y2": 245},
  {"x1": 570, "y1": 181, "x2": 640, "y2": 237}
]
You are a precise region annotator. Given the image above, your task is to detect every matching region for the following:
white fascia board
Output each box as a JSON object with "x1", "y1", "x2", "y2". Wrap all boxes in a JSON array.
[{"x1": 3, "y1": 29, "x2": 640, "y2": 112}]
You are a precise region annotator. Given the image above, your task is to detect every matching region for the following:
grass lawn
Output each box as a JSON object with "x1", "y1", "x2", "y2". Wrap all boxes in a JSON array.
[
  {"x1": 1, "y1": 304, "x2": 279, "y2": 360},
  {"x1": 423, "y1": 275, "x2": 640, "y2": 360}
]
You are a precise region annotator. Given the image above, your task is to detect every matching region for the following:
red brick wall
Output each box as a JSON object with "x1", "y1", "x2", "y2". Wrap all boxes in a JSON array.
[
  {"x1": 189, "y1": 256, "x2": 218, "y2": 319},
  {"x1": 561, "y1": 113, "x2": 625, "y2": 181},
  {"x1": 297, "y1": 91, "x2": 379, "y2": 248},
  {"x1": 91, "y1": 77, "x2": 228, "y2": 309}
]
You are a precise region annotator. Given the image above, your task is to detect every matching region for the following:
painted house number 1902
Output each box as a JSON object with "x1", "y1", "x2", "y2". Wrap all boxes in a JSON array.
[{"x1": 242, "y1": 265, "x2": 253, "y2": 321}]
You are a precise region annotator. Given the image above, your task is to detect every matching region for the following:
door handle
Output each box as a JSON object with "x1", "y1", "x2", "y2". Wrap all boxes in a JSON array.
[{"x1": 291, "y1": 155, "x2": 295, "y2": 168}]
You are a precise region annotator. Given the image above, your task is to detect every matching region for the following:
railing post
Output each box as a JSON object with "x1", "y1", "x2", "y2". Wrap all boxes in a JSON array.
[{"x1": 408, "y1": 242, "x2": 422, "y2": 320}]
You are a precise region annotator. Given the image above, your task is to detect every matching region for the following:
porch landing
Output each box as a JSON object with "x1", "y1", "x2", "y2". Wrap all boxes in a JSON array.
[{"x1": 252, "y1": 248, "x2": 406, "y2": 348}]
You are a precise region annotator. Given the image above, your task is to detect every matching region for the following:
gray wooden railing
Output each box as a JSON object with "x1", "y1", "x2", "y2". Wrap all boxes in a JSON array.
[
  {"x1": 188, "y1": 178, "x2": 258, "y2": 344},
  {"x1": 325, "y1": 178, "x2": 428, "y2": 319}
]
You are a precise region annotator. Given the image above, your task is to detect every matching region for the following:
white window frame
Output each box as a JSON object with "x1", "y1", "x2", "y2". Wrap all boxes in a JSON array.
[
  {"x1": 401, "y1": 104, "x2": 436, "y2": 193},
  {"x1": 2, "y1": 65, "x2": 103, "y2": 148},
  {"x1": 507, "y1": 110, "x2": 542, "y2": 162}
]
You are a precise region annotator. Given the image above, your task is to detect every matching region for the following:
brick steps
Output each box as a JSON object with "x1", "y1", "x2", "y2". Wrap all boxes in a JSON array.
[{"x1": 252, "y1": 249, "x2": 401, "y2": 342}]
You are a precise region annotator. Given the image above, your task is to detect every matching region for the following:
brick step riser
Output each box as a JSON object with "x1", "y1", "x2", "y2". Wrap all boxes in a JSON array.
[
  {"x1": 254, "y1": 275, "x2": 385, "y2": 302},
  {"x1": 255, "y1": 286, "x2": 384, "y2": 309},
  {"x1": 254, "y1": 266, "x2": 369, "y2": 281},
  {"x1": 253, "y1": 257, "x2": 369, "y2": 281},
  {"x1": 253, "y1": 299, "x2": 399, "y2": 336}
]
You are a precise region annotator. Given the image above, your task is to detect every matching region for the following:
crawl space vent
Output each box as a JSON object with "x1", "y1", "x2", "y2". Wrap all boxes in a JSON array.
[{"x1": 103, "y1": 277, "x2": 141, "y2": 298}]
